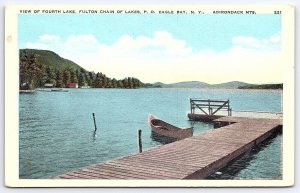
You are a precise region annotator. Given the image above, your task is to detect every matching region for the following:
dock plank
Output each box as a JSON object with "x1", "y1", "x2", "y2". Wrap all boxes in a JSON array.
[{"x1": 56, "y1": 116, "x2": 282, "y2": 179}]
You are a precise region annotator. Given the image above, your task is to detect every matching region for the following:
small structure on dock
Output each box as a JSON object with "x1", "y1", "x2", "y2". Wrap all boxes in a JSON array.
[{"x1": 188, "y1": 99, "x2": 232, "y2": 122}]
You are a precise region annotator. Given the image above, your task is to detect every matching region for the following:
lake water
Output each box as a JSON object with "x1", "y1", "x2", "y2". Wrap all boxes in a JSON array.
[{"x1": 19, "y1": 88, "x2": 282, "y2": 179}]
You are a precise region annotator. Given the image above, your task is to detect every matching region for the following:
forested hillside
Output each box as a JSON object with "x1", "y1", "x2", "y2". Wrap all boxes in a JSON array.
[{"x1": 19, "y1": 49, "x2": 145, "y2": 90}]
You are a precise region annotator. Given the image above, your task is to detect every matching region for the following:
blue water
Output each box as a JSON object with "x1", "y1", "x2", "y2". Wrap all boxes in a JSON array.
[
  {"x1": 208, "y1": 133, "x2": 282, "y2": 179},
  {"x1": 19, "y1": 88, "x2": 282, "y2": 179}
]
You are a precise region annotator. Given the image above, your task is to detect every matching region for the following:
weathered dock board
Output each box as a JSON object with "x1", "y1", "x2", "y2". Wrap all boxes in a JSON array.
[{"x1": 56, "y1": 116, "x2": 282, "y2": 179}]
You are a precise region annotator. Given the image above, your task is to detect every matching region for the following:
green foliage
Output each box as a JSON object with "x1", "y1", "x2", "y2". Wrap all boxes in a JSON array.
[
  {"x1": 78, "y1": 73, "x2": 86, "y2": 87},
  {"x1": 56, "y1": 70, "x2": 64, "y2": 88},
  {"x1": 63, "y1": 70, "x2": 71, "y2": 86},
  {"x1": 19, "y1": 51, "x2": 43, "y2": 90},
  {"x1": 19, "y1": 49, "x2": 148, "y2": 89},
  {"x1": 70, "y1": 69, "x2": 78, "y2": 83}
]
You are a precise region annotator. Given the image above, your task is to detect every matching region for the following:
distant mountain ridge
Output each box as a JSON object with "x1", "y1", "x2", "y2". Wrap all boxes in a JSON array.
[
  {"x1": 153, "y1": 81, "x2": 255, "y2": 89},
  {"x1": 212, "y1": 81, "x2": 253, "y2": 88}
]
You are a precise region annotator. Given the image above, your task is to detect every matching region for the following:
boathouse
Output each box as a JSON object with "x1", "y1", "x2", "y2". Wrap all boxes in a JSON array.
[{"x1": 67, "y1": 82, "x2": 78, "y2": 88}]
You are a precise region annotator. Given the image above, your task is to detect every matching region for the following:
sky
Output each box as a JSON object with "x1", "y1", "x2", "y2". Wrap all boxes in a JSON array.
[{"x1": 18, "y1": 13, "x2": 282, "y2": 84}]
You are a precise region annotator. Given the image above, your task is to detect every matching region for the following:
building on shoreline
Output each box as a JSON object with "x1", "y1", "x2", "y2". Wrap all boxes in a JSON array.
[{"x1": 67, "y1": 82, "x2": 78, "y2": 88}]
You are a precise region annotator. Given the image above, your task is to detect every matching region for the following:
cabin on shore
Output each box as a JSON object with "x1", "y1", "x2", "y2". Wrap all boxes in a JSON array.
[
  {"x1": 67, "y1": 82, "x2": 78, "y2": 88},
  {"x1": 44, "y1": 83, "x2": 53, "y2": 88}
]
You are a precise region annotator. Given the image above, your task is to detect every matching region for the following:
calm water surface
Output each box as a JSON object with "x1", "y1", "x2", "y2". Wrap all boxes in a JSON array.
[{"x1": 19, "y1": 88, "x2": 282, "y2": 179}]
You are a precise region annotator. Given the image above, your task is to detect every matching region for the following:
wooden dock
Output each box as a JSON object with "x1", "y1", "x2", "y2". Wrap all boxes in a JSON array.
[{"x1": 56, "y1": 116, "x2": 282, "y2": 179}]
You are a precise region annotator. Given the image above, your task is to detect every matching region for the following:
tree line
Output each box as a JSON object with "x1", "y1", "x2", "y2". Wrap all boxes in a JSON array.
[
  {"x1": 20, "y1": 52, "x2": 145, "y2": 90},
  {"x1": 238, "y1": 84, "x2": 283, "y2": 90}
]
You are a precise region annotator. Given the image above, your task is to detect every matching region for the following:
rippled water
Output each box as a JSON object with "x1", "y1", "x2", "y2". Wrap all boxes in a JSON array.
[
  {"x1": 19, "y1": 88, "x2": 282, "y2": 179},
  {"x1": 207, "y1": 132, "x2": 282, "y2": 179}
]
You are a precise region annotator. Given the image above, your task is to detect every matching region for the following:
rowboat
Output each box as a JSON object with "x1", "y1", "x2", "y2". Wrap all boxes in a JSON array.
[{"x1": 148, "y1": 114, "x2": 193, "y2": 140}]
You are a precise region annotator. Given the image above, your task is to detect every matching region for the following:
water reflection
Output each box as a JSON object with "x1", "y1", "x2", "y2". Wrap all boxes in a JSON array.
[
  {"x1": 92, "y1": 130, "x2": 97, "y2": 141},
  {"x1": 150, "y1": 131, "x2": 178, "y2": 144}
]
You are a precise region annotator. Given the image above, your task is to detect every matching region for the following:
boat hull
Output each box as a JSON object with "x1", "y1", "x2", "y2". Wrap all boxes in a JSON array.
[{"x1": 148, "y1": 114, "x2": 193, "y2": 140}]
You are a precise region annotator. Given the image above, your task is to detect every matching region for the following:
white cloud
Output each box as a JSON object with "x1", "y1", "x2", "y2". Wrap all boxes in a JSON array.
[
  {"x1": 66, "y1": 34, "x2": 98, "y2": 45},
  {"x1": 99, "y1": 31, "x2": 192, "y2": 58},
  {"x1": 25, "y1": 42, "x2": 50, "y2": 50},
  {"x1": 65, "y1": 34, "x2": 99, "y2": 52},
  {"x1": 21, "y1": 31, "x2": 283, "y2": 84},
  {"x1": 232, "y1": 32, "x2": 281, "y2": 50},
  {"x1": 39, "y1": 34, "x2": 60, "y2": 42}
]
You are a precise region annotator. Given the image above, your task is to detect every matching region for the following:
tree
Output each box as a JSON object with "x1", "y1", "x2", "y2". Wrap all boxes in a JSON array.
[
  {"x1": 102, "y1": 74, "x2": 107, "y2": 88},
  {"x1": 122, "y1": 78, "x2": 129, "y2": 88},
  {"x1": 128, "y1": 77, "x2": 133, "y2": 88},
  {"x1": 63, "y1": 70, "x2": 71, "y2": 86},
  {"x1": 88, "y1": 71, "x2": 96, "y2": 87},
  {"x1": 39, "y1": 68, "x2": 48, "y2": 87},
  {"x1": 78, "y1": 73, "x2": 86, "y2": 87},
  {"x1": 46, "y1": 67, "x2": 56, "y2": 84},
  {"x1": 94, "y1": 72, "x2": 103, "y2": 88},
  {"x1": 106, "y1": 78, "x2": 112, "y2": 88},
  {"x1": 111, "y1": 78, "x2": 118, "y2": 88},
  {"x1": 117, "y1": 80, "x2": 124, "y2": 88},
  {"x1": 19, "y1": 52, "x2": 42, "y2": 90},
  {"x1": 70, "y1": 69, "x2": 78, "y2": 83},
  {"x1": 56, "y1": 70, "x2": 64, "y2": 88}
]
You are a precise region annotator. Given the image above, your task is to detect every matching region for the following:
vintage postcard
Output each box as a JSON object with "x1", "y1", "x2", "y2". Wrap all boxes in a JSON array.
[{"x1": 5, "y1": 4, "x2": 294, "y2": 187}]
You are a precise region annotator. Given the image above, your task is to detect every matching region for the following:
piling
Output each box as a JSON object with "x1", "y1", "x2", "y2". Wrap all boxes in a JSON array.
[
  {"x1": 92, "y1": 113, "x2": 97, "y2": 132},
  {"x1": 138, "y1": 129, "x2": 142, "y2": 153}
]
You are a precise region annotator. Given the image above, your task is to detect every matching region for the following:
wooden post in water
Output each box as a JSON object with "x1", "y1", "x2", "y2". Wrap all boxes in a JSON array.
[
  {"x1": 137, "y1": 129, "x2": 142, "y2": 153},
  {"x1": 92, "y1": 113, "x2": 97, "y2": 132}
]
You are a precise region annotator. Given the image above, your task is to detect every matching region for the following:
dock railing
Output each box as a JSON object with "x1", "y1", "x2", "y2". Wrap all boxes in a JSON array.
[{"x1": 190, "y1": 99, "x2": 232, "y2": 116}]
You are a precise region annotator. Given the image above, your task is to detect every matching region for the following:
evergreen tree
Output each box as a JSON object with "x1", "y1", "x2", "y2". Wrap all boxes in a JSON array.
[
  {"x1": 111, "y1": 78, "x2": 118, "y2": 88},
  {"x1": 117, "y1": 80, "x2": 124, "y2": 88},
  {"x1": 39, "y1": 68, "x2": 48, "y2": 87},
  {"x1": 19, "y1": 52, "x2": 42, "y2": 90},
  {"x1": 94, "y1": 72, "x2": 103, "y2": 88},
  {"x1": 70, "y1": 69, "x2": 78, "y2": 83},
  {"x1": 78, "y1": 73, "x2": 86, "y2": 87},
  {"x1": 102, "y1": 74, "x2": 107, "y2": 88},
  {"x1": 84, "y1": 73, "x2": 90, "y2": 86},
  {"x1": 106, "y1": 79, "x2": 112, "y2": 88},
  {"x1": 46, "y1": 67, "x2": 56, "y2": 84},
  {"x1": 123, "y1": 78, "x2": 129, "y2": 88},
  {"x1": 56, "y1": 70, "x2": 64, "y2": 88},
  {"x1": 63, "y1": 70, "x2": 71, "y2": 86},
  {"x1": 89, "y1": 71, "x2": 96, "y2": 87},
  {"x1": 128, "y1": 77, "x2": 134, "y2": 88}
]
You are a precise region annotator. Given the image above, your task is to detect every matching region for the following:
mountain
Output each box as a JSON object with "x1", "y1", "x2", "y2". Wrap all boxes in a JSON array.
[
  {"x1": 152, "y1": 81, "x2": 251, "y2": 89},
  {"x1": 152, "y1": 82, "x2": 167, "y2": 88},
  {"x1": 153, "y1": 81, "x2": 210, "y2": 88},
  {"x1": 168, "y1": 81, "x2": 210, "y2": 88},
  {"x1": 19, "y1": 49, "x2": 145, "y2": 89},
  {"x1": 212, "y1": 81, "x2": 253, "y2": 88},
  {"x1": 20, "y1": 49, "x2": 84, "y2": 71}
]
